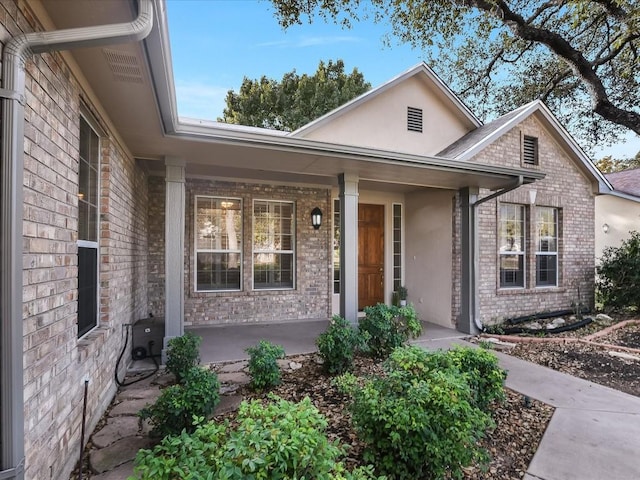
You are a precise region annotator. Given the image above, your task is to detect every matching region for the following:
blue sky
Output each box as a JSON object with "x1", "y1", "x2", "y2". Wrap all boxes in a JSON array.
[{"x1": 166, "y1": 0, "x2": 639, "y2": 159}]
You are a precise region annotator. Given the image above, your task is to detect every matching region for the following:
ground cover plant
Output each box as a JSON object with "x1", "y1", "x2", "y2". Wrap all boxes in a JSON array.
[{"x1": 246, "y1": 340, "x2": 286, "y2": 390}]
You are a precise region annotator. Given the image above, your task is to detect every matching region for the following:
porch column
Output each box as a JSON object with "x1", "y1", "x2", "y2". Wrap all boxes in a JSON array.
[
  {"x1": 460, "y1": 187, "x2": 479, "y2": 334},
  {"x1": 339, "y1": 173, "x2": 359, "y2": 325},
  {"x1": 163, "y1": 156, "x2": 186, "y2": 359}
]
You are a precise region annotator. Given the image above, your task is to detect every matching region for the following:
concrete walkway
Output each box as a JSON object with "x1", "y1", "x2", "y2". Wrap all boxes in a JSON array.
[{"x1": 106, "y1": 321, "x2": 640, "y2": 480}]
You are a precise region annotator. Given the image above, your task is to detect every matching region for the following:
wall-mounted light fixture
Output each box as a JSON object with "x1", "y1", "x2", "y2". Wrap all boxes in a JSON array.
[
  {"x1": 311, "y1": 207, "x2": 323, "y2": 230},
  {"x1": 602, "y1": 223, "x2": 610, "y2": 234},
  {"x1": 528, "y1": 189, "x2": 537, "y2": 206}
]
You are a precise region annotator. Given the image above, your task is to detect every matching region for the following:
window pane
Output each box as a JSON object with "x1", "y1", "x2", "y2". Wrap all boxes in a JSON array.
[
  {"x1": 500, "y1": 254, "x2": 525, "y2": 288},
  {"x1": 253, "y1": 253, "x2": 294, "y2": 289},
  {"x1": 197, "y1": 252, "x2": 241, "y2": 290},
  {"x1": 537, "y1": 207, "x2": 557, "y2": 252},
  {"x1": 195, "y1": 197, "x2": 242, "y2": 291},
  {"x1": 253, "y1": 200, "x2": 295, "y2": 289},
  {"x1": 78, "y1": 246, "x2": 97, "y2": 337},
  {"x1": 499, "y1": 204, "x2": 524, "y2": 252},
  {"x1": 333, "y1": 199, "x2": 340, "y2": 294},
  {"x1": 536, "y1": 255, "x2": 557, "y2": 286}
]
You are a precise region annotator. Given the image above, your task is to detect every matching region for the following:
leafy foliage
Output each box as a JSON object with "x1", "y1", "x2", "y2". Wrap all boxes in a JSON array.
[
  {"x1": 139, "y1": 366, "x2": 220, "y2": 438},
  {"x1": 349, "y1": 360, "x2": 493, "y2": 479},
  {"x1": 596, "y1": 231, "x2": 640, "y2": 311},
  {"x1": 166, "y1": 332, "x2": 201, "y2": 382},
  {"x1": 220, "y1": 59, "x2": 371, "y2": 131},
  {"x1": 317, "y1": 315, "x2": 363, "y2": 374},
  {"x1": 270, "y1": 0, "x2": 640, "y2": 150},
  {"x1": 358, "y1": 304, "x2": 421, "y2": 358},
  {"x1": 131, "y1": 396, "x2": 386, "y2": 480},
  {"x1": 245, "y1": 340, "x2": 286, "y2": 390},
  {"x1": 594, "y1": 152, "x2": 640, "y2": 173}
]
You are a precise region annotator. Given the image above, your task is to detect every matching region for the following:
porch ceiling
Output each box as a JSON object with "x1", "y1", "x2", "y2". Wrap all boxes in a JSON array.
[{"x1": 40, "y1": 0, "x2": 544, "y2": 193}]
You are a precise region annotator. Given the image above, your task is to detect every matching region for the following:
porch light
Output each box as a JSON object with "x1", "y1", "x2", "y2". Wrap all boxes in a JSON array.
[
  {"x1": 602, "y1": 223, "x2": 610, "y2": 234},
  {"x1": 311, "y1": 207, "x2": 323, "y2": 230}
]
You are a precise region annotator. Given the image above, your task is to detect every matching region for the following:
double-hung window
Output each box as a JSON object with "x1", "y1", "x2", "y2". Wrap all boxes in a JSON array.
[
  {"x1": 253, "y1": 200, "x2": 295, "y2": 289},
  {"x1": 536, "y1": 207, "x2": 558, "y2": 287},
  {"x1": 498, "y1": 203, "x2": 525, "y2": 288},
  {"x1": 77, "y1": 117, "x2": 100, "y2": 338},
  {"x1": 195, "y1": 196, "x2": 242, "y2": 291}
]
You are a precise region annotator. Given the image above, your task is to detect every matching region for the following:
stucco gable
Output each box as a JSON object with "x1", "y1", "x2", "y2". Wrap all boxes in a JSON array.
[{"x1": 290, "y1": 63, "x2": 480, "y2": 156}]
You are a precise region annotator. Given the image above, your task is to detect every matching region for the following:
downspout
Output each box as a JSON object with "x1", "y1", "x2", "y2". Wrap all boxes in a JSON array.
[
  {"x1": 0, "y1": 2, "x2": 153, "y2": 479},
  {"x1": 469, "y1": 175, "x2": 524, "y2": 332}
]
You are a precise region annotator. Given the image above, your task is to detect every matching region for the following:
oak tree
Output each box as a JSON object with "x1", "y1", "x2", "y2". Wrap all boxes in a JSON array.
[{"x1": 269, "y1": 0, "x2": 639, "y2": 150}]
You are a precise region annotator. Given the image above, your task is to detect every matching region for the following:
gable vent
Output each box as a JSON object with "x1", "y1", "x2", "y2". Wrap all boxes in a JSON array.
[
  {"x1": 102, "y1": 48, "x2": 144, "y2": 84},
  {"x1": 407, "y1": 106, "x2": 423, "y2": 133},
  {"x1": 523, "y1": 135, "x2": 539, "y2": 165}
]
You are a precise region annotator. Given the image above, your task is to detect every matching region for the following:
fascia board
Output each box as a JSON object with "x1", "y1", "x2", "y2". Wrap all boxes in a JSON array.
[{"x1": 601, "y1": 189, "x2": 640, "y2": 203}]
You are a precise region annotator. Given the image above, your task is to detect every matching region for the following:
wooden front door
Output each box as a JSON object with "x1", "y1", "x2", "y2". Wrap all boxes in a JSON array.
[{"x1": 358, "y1": 204, "x2": 384, "y2": 310}]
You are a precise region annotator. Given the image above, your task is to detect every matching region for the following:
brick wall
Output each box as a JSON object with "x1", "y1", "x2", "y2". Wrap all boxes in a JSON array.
[
  {"x1": 452, "y1": 116, "x2": 595, "y2": 325},
  {"x1": 148, "y1": 176, "x2": 332, "y2": 325},
  {"x1": 4, "y1": 2, "x2": 150, "y2": 478}
]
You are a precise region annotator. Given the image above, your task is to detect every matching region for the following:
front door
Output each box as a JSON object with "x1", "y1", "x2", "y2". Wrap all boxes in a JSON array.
[{"x1": 358, "y1": 204, "x2": 384, "y2": 310}]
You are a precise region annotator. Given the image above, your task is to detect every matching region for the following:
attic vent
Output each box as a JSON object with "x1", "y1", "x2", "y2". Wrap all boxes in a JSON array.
[
  {"x1": 523, "y1": 135, "x2": 539, "y2": 165},
  {"x1": 407, "y1": 106, "x2": 423, "y2": 133},
  {"x1": 102, "y1": 49, "x2": 144, "y2": 84}
]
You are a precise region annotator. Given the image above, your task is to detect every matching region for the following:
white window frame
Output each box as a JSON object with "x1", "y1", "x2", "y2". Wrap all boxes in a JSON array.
[
  {"x1": 194, "y1": 196, "x2": 243, "y2": 292},
  {"x1": 535, "y1": 206, "x2": 559, "y2": 287},
  {"x1": 77, "y1": 113, "x2": 101, "y2": 339},
  {"x1": 252, "y1": 199, "x2": 296, "y2": 290},
  {"x1": 498, "y1": 203, "x2": 526, "y2": 289}
]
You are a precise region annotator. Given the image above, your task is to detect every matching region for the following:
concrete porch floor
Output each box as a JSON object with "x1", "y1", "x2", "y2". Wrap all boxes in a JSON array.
[{"x1": 189, "y1": 320, "x2": 467, "y2": 364}]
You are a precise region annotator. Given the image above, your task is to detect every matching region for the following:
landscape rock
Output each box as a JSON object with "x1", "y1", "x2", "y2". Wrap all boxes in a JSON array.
[
  {"x1": 213, "y1": 395, "x2": 243, "y2": 416},
  {"x1": 89, "y1": 436, "x2": 153, "y2": 473},
  {"x1": 608, "y1": 351, "x2": 640, "y2": 361},
  {"x1": 109, "y1": 398, "x2": 153, "y2": 417},
  {"x1": 217, "y1": 371, "x2": 250, "y2": 385},
  {"x1": 91, "y1": 461, "x2": 135, "y2": 480},
  {"x1": 218, "y1": 361, "x2": 248, "y2": 373},
  {"x1": 92, "y1": 416, "x2": 140, "y2": 449}
]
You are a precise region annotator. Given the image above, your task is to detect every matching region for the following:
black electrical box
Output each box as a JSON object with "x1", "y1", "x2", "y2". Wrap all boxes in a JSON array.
[{"x1": 131, "y1": 316, "x2": 165, "y2": 360}]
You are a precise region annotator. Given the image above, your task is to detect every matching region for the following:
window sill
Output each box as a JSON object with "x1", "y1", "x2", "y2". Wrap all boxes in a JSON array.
[
  {"x1": 77, "y1": 325, "x2": 111, "y2": 363},
  {"x1": 497, "y1": 287, "x2": 566, "y2": 295}
]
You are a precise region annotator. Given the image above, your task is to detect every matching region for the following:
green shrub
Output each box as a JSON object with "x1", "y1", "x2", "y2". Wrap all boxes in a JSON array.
[
  {"x1": 386, "y1": 345, "x2": 506, "y2": 412},
  {"x1": 165, "y1": 332, "x2": 201, "y2": 382},
  {"x1": 131, "y1": 396, "x2": 385, "y2": 480},
  {"x1": 317, "y1": 315, "x2": 362, "y2": 375},
  {"x1": 597, "y1": 231, "x2": 640, "y2": 311},
  {"x1": 358, "y1": 304, "x2": 421, "y2": 358},
  {"x1": 245, "y1": 340, "x2": 285, "y2": 390},
  {"x1": 350, "y1": 367, "x2": 492, "y2": 480},
  {"x1": 139, "y1": 366, "x2": 220, "y2": 437}
]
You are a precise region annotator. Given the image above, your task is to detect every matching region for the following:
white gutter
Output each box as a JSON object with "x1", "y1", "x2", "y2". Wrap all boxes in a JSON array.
[{"x1": 0, "y1": 2, "x2": 153, "y2": 478}]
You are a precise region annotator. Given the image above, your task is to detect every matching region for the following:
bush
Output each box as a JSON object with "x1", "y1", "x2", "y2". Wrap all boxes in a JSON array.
[
  {"x1": 596, "y1": 231, "x2": 640, "y2": 311},
  {"x1": 358, "y1": 304, "x2": 421, "y2": 358},
  {"x1": 166, "y1": 332, "x2": 201, "y2": 382},
  {"x1": 246, "y1": 340, "x2": 285, "y2": 391},
  {"x1": 131, "y1": 396, "x2": 385, "y2": 480},
  {"x1": 317, "y1": 315, "x2": 362, "y2": 375},
  {"x1": 349, "y1": 366, "x2": 492, "y2": 480},
  {"x1": 139, "y1": 366, "x2": 220, "y2": 437}
]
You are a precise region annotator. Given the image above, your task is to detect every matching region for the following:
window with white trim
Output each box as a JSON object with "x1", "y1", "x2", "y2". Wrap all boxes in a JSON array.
[
  {"x1": 393, "y1": 203, "x2": 402, "y2": 290},
  {"x1": 77, "y1": 117, "x2": 100, "y2": 338},
  {"x1": 498, "y1": 203, "x2": 525, "y2": 288},
  {"x1": 253, "y1": 200, "x2": 295, "y2": 289},
  {"x1": 536, "y1": 207, "x2": 558, "y2": 287},
  {"x1": 333, "y1": 199, "x2": 340, "y2": 294},
  {"x1": 195, "y1": 196, "x2": 242, "y2": 291}
]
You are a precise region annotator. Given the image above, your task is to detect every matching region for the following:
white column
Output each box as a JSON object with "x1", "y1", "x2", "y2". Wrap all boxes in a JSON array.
[
  {"x1": 339, "y1": 173, "x2": 359, "y2": 325},
  {"x1": 163, "y1": 156, "x2": 185, "y2": 359}
]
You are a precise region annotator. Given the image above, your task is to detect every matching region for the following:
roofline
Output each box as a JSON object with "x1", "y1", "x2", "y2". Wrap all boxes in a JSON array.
[
  {"x1": 452, "y1": 99, "x2": 613, "y2": 191},
  {"x1": 143, "y1": 1, "x2": 544, "y2": 187},
  {"x1": 289, "y1": 62, "x2": 482, "y2": 137},
  {"x1": 173, "y1": 117, "x2": 544, "y2": 183},
  {"x1": 601, "y1": 189, "x2": 640, "y2": 203}
]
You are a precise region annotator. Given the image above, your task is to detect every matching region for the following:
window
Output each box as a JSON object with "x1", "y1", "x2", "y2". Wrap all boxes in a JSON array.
[
  {"x1": 536, "y1": 207, "x2": 558, "y2": 287},
  {"x1": 333, "y1": 199, "x2": 340, "y2": 294},
  {"x1": 523, "y1": 135, "x2": 539, "y2": 165},
  {"x1": 407, "y1": 106, "x2": 423, "y2": 133},
  {"x1": 498, "y1": 204, "x2": 525, "y2": 288},
  {"x1": 253, "y1": 200, "x2": 295, "y2": 289},
  {"x1": 195, "y1": 196, "x2": 242, "y2": 291},
  {"x1": 77, "y1": 117, "x2": 100, "y2": 338},
  {"x1": 393, "y1": 203, "x2": 402, "y2": 291}
]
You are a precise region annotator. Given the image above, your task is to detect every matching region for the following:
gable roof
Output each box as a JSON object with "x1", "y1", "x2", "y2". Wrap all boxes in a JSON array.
[
  {"x1": 605, "y1": 167, "x2": 640, "y2": 197},
  {"x1": 437, "y1": 99, "x2": 612, "y2": 191},
  {"x1": 289, "y1": 62, "x2": 482, "y2": 137}
]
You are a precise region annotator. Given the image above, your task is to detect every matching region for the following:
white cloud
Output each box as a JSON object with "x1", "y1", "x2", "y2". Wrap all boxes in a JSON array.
[{"x1": 175, "y1": 80, "x2": 229, "y2": 120}]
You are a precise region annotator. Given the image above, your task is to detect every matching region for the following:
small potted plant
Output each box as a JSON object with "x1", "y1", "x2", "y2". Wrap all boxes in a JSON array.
[{"x1": 397, "y1": 285, "x2": 408, "y2": 306}]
